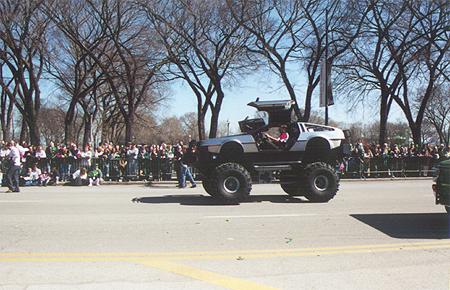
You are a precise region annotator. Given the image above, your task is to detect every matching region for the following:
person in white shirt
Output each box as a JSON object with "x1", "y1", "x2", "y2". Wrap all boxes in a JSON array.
[
  {"x1": 0, "y1": 145, "x2": 10, "y2": 158},
  {"x1": 24, "y1": 164, "x2": 42, "y2": 186},
  {"x1": 126, "y1": 144, "x2": 139, "y2": 176},
  {"x1": 6, "y1": 141, "x2": 21, "y2": 192},
  {"x1": 81, "y1": 145, "x2": 92, "y2": 168},
  {"x1": 35, "y1": 146, "x2": 47, "y2": 159},
  {"x1": 29, "y1": 165, "x2": 42, "y2": 181}
]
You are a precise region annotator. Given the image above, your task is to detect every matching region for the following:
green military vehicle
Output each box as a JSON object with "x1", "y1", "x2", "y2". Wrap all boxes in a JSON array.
[{"x1": 432, "y1": 159, "x2": 450, "y2": 213}]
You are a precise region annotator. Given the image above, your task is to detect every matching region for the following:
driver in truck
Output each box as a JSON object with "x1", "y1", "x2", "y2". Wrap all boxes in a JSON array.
[{"x1": 263, "y1": 125, "x2": 289, "y2": 149}]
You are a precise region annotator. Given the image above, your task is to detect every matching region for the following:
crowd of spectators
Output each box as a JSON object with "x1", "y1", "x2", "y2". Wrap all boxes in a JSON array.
[
  {"x1": 1, "y1": 139, "x2": 449, "y2": 185},
  {"x1": 342, "y1": 141, "x2": 450, "y2": 178},
  {"x1": 0, "y1": 139, "x2": 196, "y2": 186}
]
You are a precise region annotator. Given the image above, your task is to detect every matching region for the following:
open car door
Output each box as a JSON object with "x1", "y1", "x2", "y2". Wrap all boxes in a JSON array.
[{"x1": 247, "y1": 100, "x2": 298, "y2": 126}]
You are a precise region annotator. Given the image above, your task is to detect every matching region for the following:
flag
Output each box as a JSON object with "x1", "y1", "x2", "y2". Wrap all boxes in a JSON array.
[{"x1": 320, "y1": 58, "x2": 334, "y2": 107}]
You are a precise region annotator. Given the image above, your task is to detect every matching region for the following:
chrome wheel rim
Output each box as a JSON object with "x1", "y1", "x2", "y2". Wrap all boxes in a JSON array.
[
  {"x1": 223, "y1": 176, "x2": 240, "y2": 194},
  {"x1": 313, "y1": 175, "x2": 329, "y2": 192}
]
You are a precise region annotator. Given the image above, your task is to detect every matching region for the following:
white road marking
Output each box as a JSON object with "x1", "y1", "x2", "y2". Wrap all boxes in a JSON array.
[
  {"x1": 203, "y1": 213, "x2": 317, "y2": 219},
  {"x1": 0, "y1": 200, "x2": 42, "y2": 203}
]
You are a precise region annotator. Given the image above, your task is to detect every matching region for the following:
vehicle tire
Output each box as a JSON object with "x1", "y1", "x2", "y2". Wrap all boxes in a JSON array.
[
  {"x1": 202, "y1": 177, "x2": 218, "y2": 197},
  {"x1": 303, "y1": 162, "x2": 339, "y2": 202},
  {"x1": 280, "y1": 183, "x2": 301, "y2": 196},
  {"x1": 279, "y1": 171, "x2": 307, "y2": 196},
  {"x1": 211, "y1": 162, "x2": 252, "y2": 202},
  {"x1": 445, "y1": 206, "x2": 450, "y2": 214}
]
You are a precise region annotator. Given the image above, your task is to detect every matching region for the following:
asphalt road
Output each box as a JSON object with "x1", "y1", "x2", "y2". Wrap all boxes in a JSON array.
[{"x1": 0, "y1": 179, "x2": 449, "y2": 290}]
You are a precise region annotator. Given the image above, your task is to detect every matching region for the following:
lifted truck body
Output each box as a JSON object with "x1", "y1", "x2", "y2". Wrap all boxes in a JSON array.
[
  {"x1": 195, "y1": 99, "x2": 346, "y2": 202},
  {"x1": 197, "y1": 122, "x2": 344, "y2": 174}
]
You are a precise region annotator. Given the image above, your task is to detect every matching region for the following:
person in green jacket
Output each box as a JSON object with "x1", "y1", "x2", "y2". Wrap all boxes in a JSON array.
[{"x1": 88, "y1": 164, "x2": 103, "y2": 186}]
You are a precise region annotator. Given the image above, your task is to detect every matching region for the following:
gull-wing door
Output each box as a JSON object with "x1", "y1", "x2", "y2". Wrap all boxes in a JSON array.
[{"x1": 247, "y1": 100, "x2": 298, "y2": 126}]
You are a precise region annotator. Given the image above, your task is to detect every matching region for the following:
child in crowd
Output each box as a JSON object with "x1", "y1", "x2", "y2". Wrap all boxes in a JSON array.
[{"x1": 88, "y1": 164, "x2": 103, "y2": 186}]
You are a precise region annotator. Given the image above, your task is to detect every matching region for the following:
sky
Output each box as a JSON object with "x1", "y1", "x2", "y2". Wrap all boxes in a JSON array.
[
  {"x1": 164, "y1": 70, "x2": 405, "y2": 133},
  {"x1": 41, "y1": 67, "x2": 407, "y2": 134}
]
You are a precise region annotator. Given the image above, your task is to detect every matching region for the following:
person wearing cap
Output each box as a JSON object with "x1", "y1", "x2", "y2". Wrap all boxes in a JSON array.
[{"x1": 5, "y1": 141, "x2": 21, "y2": 193}]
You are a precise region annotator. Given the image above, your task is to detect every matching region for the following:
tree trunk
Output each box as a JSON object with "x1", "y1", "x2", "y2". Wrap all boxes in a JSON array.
[
  {"x1": 410, "y1": 123, "x2": 421, "y2": 146},
  {"x1": 280, "y1": 64, "x2": 303, "y2": 120},
  {"x1": 1, "y1": 109, "x2": 12, "y2": 142},
  {"x1": 197, "y1": 105, "x2": 207, "y2": 140},
  {"x1": 20, "y1": 118, "x2": 28, "y2": 144},
  {"x1": 101, "y1": 120, "x2": 109, "y2": 144},
  {"x1": 1, "y1": 94, "x2": 13, "y2": 142},
  {"x1": 208, "y1": 88, "x2": 225, "y2": 139},
  {"x1": 64, "y1": 99, "x2": 78, "y2": 144},
  {"x1": 209, "y1": 110, "x2": 219, "y2": 139},
  {"x1": 28, "y1": 117, "x2": 40, "y2": 146},
  {"x1": 378, "y1": 92, "x2": 392, "y2": 145},
  {"x1": 83, "y1": 114, "x2": 92, "y2": 147},
  {"x1": 125, "y1": 113, "x2": 135, "y2": 143},
  {"x1": 197, "y1": 117, "x2": 206, "y2": 141},
  {"x1": 1, "y1": 124, "x2": 10, "y2": 142},
  {"x1": 302, "y1": 84, "x2": 315, "y2": 122}
]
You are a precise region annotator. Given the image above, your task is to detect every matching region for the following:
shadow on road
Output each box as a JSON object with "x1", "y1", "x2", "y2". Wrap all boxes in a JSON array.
[
  {"x1": 351, "y1": 213, "x2": 450, "y2": 239},
  {"x1": 132, "y1": 194, "x2": 307, "y2": 206}
]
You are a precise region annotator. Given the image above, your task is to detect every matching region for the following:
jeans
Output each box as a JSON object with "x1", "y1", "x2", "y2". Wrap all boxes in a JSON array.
[
  {"x1": 127, "y1": 159, "x2": 138, "y2": 176},
  {"x1": 7, "y1": 165, "x2": 20, "y2": 191},
  {"x1": 179, "y1": 164, "x2": 195, "y2": 188},
  {"x1": 59, "y1": 163, "x2": 69, "y2": 181}
]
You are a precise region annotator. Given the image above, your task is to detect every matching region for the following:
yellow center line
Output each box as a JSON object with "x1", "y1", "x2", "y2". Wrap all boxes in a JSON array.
[
  {"x1": 1, "y1": 240, "x2": 449, "y2": 259},
  {"x1": 140, "y1": 259, "x2": 277, "y2": 290},
  {"x1": 1, "y1": 242, "x2": 450, "y2": 263},
  {"x1": 1, "y1": 241, "x2": 450, "y2": 290}
]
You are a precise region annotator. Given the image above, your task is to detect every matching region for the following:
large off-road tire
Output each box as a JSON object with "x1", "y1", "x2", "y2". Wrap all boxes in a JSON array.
[
  {"x1": 211, "y1": 162, "x2": 252, "y2": 202},
  {"x1": 280, "y1": 183, "x2": 302, "y2": 196},
  {"x1": 279, "y1": 171, "x2": 307, "y2": 196},
  {"x1": 202, "y1": 177, "x2": 218, "y2": 197},
  {"x1": 303, "y1": 162, "x2": 339, "y2": 202}
]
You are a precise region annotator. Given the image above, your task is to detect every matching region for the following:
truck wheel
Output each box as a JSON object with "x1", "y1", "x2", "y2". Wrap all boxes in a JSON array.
[
  {"x1": 446, "y1": 206, "x2": 449, "y2": 214},
  {"x1": 279, "y1": 171, "x2": 306, "y2": 196},
  {"x1": 281, "y1": 184, "x2": 301, "y2": 196},
  {"x1": 303, "y1": 162, "x2": 339, "y2": 202},
  {"x1": 202, "y1": 177, "x2": 218, "y2": 197},
  {"x1": 212, "y1": 162, "x2": 252, "y2": 202}
]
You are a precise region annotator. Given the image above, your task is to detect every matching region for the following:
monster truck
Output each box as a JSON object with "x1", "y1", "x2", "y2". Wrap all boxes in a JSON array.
[{"x1": 195, "y1": 99, "x2": 347, "y2": 202}]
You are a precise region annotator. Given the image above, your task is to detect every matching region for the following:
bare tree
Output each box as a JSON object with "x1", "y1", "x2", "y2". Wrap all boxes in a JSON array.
[
  {"x1": 46, "y1": 0, "x2": 167, "y2": 143},
  {"x1": 340, "y1": 0, "x2": 449, "y2": 145},
  {"x1": 143, "y1": 0, "x2": 251, "y2": 139},
  {"x1": 0, "y1": 0, "x2": 50, "y2": 145},
  {"x1": 38, "y1": 105, "x2": 65, "y2": 144},
  {"x1": 338, "y1": 0, "x2": 412, "y2": 144},
  {"x1": 229, "y1": 0, "x2": 370, "y2": 121},
  {"x1": 420, "y1": 85, "x2": 450, "y2": 146},
  {"x1": 388, "y1": 0, "x2": 449, "y2": 144},
  {"x1": 179, "y1": 112, "x2": 199, "y2": 141},
  {"x1": 45, "y1": 0, "x2": 108, "y2": 144}
]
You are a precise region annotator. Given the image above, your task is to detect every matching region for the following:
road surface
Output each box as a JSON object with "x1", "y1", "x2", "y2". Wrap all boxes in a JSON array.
[{"x1": 0, "y1": 179, "x2": 449, "y2": 289}]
